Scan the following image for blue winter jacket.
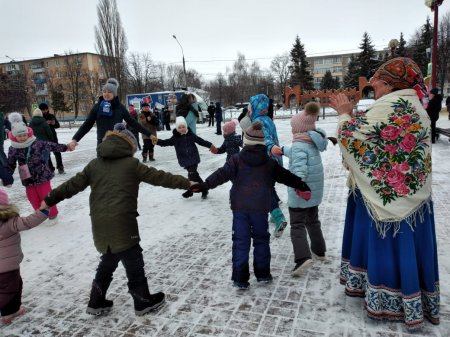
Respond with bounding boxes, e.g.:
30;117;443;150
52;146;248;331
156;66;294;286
283;128;328;208
204;145;308;213
156;128;212;168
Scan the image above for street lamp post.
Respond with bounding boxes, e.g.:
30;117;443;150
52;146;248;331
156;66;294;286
172;35;187;89
425;0;444;89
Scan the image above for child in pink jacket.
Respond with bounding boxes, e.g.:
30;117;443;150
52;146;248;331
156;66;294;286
0;189;48;324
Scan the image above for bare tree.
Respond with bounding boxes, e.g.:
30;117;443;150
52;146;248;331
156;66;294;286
94;0;128;98
62;52;85;117
83;70;103;105
127;52;155;93
270;53;290;102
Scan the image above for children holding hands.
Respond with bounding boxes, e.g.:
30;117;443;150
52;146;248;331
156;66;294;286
151;116;217;199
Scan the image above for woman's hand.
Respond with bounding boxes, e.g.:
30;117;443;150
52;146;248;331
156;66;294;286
329;93;353;116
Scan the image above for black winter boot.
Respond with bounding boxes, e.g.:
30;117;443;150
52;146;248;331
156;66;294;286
86;280;114;315
149;153;155;161
142;154;147;163
129;281;165;316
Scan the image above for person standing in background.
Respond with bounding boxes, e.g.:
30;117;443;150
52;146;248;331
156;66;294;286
127;104;142;150
39;103;65;174
207;102;215;127
215;102;223;135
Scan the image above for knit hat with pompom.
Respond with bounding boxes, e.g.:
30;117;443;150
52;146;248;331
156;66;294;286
244;122;266;146
291;102;319;133
8;112;34;140
102;78;119;96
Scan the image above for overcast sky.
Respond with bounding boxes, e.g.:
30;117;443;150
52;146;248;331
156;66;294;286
2;0;450;81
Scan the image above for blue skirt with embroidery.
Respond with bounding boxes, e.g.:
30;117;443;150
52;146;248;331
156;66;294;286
340;189;440;328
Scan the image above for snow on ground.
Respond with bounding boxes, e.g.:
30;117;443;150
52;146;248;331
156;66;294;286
1;114;450;337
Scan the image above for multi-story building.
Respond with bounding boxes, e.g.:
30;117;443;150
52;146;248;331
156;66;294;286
306;50;386;89
0;52;106;117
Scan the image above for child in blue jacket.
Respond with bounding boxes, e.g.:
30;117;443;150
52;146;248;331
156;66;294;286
191;122;310;289
282;102;328;277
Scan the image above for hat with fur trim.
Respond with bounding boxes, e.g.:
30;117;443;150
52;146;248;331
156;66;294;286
291;102;319;133
244;122;266;146
104;123;137;153
102;78;119;96
222;119;239;136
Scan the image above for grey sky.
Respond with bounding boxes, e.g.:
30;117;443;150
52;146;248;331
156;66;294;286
2;0;450;81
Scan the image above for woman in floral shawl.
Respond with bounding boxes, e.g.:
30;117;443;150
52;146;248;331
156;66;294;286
330;57;439;329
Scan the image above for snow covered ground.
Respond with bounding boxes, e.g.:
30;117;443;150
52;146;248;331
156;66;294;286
1;114;450;337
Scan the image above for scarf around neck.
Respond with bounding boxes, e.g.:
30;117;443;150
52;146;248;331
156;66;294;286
337;89;432;237
10;136;36;149
292;132;313;144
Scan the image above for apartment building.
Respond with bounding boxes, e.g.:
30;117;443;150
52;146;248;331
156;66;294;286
0;52;105;116
306;50;386;89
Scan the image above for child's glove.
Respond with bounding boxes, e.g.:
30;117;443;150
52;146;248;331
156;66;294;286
295;181;311;200
295;189;311;201
151;135;158;145
190;182;209;193
210;146;218;154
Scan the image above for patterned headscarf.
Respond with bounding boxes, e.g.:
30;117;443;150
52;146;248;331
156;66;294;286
371;57;428;101
250;94;269;117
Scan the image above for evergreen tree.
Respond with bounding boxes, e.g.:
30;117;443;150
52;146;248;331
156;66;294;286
344;54;359;88
357;32;379;79
289;35;314;90
409;18;433;76
396;32;407;57
320;70;340;90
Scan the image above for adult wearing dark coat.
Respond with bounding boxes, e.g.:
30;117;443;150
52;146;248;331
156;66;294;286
426;88;443;144
446;96;450;120
29;109;54;142
207;102;215;127
68;78;151;149
215;102;223;135
39;102;64;174
162;106;171;131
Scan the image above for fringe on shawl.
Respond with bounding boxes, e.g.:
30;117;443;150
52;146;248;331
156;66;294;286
348;188;432;239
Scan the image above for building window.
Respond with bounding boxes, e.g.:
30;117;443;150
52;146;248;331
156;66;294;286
332;57;341;63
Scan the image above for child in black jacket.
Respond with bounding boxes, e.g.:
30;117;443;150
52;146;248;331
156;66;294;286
191;122;310;289
215;119;242;161
152;116;217;199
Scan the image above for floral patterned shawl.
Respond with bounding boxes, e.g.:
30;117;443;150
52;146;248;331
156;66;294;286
337;89;432;237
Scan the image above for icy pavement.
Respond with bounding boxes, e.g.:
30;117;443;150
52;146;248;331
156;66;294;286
2;114;450;337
